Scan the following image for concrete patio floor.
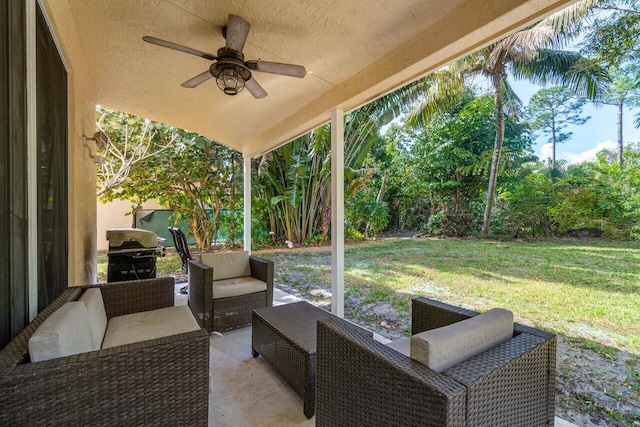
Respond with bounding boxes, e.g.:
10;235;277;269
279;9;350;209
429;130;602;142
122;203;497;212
174;284;577;427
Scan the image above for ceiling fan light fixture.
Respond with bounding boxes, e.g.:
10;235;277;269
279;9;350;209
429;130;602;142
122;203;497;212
143;14;306;99
216;67;245;95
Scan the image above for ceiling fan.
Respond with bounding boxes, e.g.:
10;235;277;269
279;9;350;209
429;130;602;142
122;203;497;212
142;14;306;99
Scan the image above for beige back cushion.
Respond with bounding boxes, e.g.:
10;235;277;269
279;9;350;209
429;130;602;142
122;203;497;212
199;251;251;280
410;308;513;372
79;288;108;349
28;301;94;362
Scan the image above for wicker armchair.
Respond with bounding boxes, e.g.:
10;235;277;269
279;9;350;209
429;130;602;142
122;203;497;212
0;278;210;426
316;297;556;427
188;252;274;332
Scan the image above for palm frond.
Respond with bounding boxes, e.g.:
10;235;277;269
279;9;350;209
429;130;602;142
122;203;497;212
453;50;489;75
538;0;601;41
257;151;273;177
490;26;555;67
406;70;469;128
502;80;523;119
566;57;611;99
512;49;609;99
373;78;433;126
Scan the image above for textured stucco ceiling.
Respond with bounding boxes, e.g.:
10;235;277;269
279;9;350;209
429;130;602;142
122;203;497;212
43;0;574;157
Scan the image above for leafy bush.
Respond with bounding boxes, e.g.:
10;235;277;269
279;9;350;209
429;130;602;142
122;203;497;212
422;211;444;235
305;234;328;245
345;227;365;240
346;193;390;237
441;213;472;237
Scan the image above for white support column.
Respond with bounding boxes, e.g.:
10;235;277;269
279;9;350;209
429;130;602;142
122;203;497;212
331;108;344;318
243;156;252;253
26;0;38;321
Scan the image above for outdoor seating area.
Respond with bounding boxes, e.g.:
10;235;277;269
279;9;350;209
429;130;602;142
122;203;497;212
211;286;571;427
0;275;573;426
0;278;210;426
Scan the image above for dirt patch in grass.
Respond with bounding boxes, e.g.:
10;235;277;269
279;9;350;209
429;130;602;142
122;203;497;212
556;339;640;426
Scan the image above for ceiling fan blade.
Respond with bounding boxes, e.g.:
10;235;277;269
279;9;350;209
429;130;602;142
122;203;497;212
245;77;267;99
143;36;217;60
225;15;251;52
246;60;306;78
181;70;214;88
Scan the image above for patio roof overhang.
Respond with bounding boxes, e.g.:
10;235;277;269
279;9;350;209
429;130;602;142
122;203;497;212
42;0;575;159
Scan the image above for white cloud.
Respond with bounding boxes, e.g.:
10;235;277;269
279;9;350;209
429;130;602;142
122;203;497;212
564;140;615;164
539;140;616;165
540;142;553;161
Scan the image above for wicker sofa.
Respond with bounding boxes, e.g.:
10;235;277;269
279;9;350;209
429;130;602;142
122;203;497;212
0;278;210;426
316;297;556;427
188;251;274;332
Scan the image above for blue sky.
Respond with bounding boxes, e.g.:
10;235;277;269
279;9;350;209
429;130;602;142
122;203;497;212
511;79;640;164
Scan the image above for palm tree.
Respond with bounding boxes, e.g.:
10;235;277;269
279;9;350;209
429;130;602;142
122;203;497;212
407;0;607;236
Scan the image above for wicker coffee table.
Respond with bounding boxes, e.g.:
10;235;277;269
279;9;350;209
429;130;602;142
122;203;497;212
252;301;370;418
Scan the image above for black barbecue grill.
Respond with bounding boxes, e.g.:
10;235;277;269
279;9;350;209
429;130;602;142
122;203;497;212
106;228;165;282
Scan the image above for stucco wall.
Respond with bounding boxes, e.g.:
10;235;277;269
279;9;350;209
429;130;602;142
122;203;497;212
41;1;97;286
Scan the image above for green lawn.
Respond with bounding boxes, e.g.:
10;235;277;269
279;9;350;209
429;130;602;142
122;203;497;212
97;238;640;352
258;238;640;353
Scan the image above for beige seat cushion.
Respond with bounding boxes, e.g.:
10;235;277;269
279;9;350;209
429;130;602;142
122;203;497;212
28;301;94;362
102;305;200;349
199;251;251;280
410;308;513;372
79;288;107;349
212;276;267;299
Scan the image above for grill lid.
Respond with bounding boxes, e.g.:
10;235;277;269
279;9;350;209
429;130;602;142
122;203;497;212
106;228;159;249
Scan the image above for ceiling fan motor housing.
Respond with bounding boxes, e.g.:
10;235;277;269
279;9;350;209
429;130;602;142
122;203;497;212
209;48;250;95
210;48;251;80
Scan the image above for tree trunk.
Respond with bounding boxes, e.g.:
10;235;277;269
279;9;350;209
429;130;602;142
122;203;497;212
617;96;624;165
540;215;554;238
321;188;331;237
428;193;436;217
481;74;505;237
551;123;556;172
189;216;204;250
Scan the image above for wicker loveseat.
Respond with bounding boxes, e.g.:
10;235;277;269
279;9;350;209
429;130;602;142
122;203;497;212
188;251;274;332
316;297;556;427
0;278;210;426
